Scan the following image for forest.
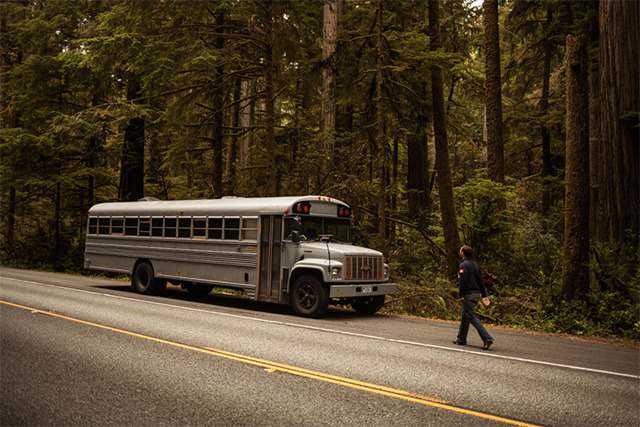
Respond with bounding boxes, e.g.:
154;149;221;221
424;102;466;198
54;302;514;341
1;0;638;340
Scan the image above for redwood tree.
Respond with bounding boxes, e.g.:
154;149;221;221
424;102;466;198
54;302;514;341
562;34;590;300
593;0;640;246
483;0;504;183
430;0;460;279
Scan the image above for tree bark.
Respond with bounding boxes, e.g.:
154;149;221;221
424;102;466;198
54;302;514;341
375;0;387;251
562;34;590;300
483;0;504;183
264;0;277;196
541;5;553;216
119;73;145;201
211;9;225;198
595;0;640;245
225;77;241;194
430;0;460;279
238;78;255;189
320;0;341;155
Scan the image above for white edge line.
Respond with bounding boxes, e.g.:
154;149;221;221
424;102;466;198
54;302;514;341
2;276;639;381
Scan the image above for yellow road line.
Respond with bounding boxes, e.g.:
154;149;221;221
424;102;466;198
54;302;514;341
1;300;539;427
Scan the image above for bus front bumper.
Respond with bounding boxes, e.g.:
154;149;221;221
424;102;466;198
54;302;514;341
329;283;397;298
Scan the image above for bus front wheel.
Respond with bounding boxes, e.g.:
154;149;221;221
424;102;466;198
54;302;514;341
132;261;166;295
291;274;329;318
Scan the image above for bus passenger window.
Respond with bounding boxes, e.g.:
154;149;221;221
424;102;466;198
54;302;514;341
208;218;222;239
178;218;191;238
111;218;124;235
165;218;177;238
193;218;206;238
151;218;163;237
125;218;138;236
88;217;98;235
139;218;151;236
224;218;240;240
242;217;258;241
98;218;110;235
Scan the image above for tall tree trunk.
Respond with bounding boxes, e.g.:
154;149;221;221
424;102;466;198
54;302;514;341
211;10;225;198
430;0;460;279
119;74;145;201
320;0;341;155
264;0;277;196
483;0;504;183
595;0;640;245
375;0;387;252
407;111;432;229
541;5;553;216
226;77;241;194
588;2;600;240
562;34;590;300
238;78;255;189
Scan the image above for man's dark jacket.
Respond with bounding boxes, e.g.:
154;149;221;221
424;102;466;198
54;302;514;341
458;258;487;298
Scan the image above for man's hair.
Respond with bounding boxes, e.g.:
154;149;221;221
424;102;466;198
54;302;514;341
460;245;473;258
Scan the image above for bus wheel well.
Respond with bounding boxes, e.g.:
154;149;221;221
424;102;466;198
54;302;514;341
133;258;153;274
288;268;324;290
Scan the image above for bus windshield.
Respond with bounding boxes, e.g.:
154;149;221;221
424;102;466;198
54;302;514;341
285;217;352;243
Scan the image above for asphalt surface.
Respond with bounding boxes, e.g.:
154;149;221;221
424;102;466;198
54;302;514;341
1;267;638;426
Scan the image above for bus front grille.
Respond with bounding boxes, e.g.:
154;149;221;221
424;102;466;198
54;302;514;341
344;256;383;280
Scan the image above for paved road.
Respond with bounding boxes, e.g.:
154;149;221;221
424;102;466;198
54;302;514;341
1;267;638;426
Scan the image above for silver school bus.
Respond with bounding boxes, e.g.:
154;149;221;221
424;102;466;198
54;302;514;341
84;196;397;317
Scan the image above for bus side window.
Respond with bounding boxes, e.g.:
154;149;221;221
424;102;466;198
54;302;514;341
242;217;258;241
139;218;151;236
125;218;138;236
224;218;240;240
88;217;98;235
208;218;222;239
178;218;191;238
98;218;110;235
112;218;124;235
193;218;207;239
152;218;163;237
165;218;177;238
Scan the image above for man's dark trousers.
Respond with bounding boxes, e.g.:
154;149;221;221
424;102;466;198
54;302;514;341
456;292;493;344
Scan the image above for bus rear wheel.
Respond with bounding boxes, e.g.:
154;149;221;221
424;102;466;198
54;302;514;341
351;295;386;315
132;261;166;295
291;274;329;318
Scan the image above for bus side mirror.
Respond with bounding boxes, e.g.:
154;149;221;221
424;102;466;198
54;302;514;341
291;231;301;243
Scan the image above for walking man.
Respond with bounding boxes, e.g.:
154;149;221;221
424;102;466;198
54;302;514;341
453;245;494;349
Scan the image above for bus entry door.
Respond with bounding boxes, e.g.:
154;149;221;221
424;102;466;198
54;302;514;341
259;215;282;301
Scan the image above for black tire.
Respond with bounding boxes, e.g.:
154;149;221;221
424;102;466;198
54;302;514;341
291;274;329;318
131;261;166;295
351;295;386;315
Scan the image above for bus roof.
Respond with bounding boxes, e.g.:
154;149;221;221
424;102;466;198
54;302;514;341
88;196;349;217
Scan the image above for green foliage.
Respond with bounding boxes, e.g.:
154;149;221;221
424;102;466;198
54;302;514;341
454;178;514;258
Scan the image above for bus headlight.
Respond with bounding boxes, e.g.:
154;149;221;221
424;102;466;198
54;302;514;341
331;267;341;278
384;265;390;280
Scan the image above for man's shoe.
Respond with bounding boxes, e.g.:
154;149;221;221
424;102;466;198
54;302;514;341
482;340;493;350
453;340;466;345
